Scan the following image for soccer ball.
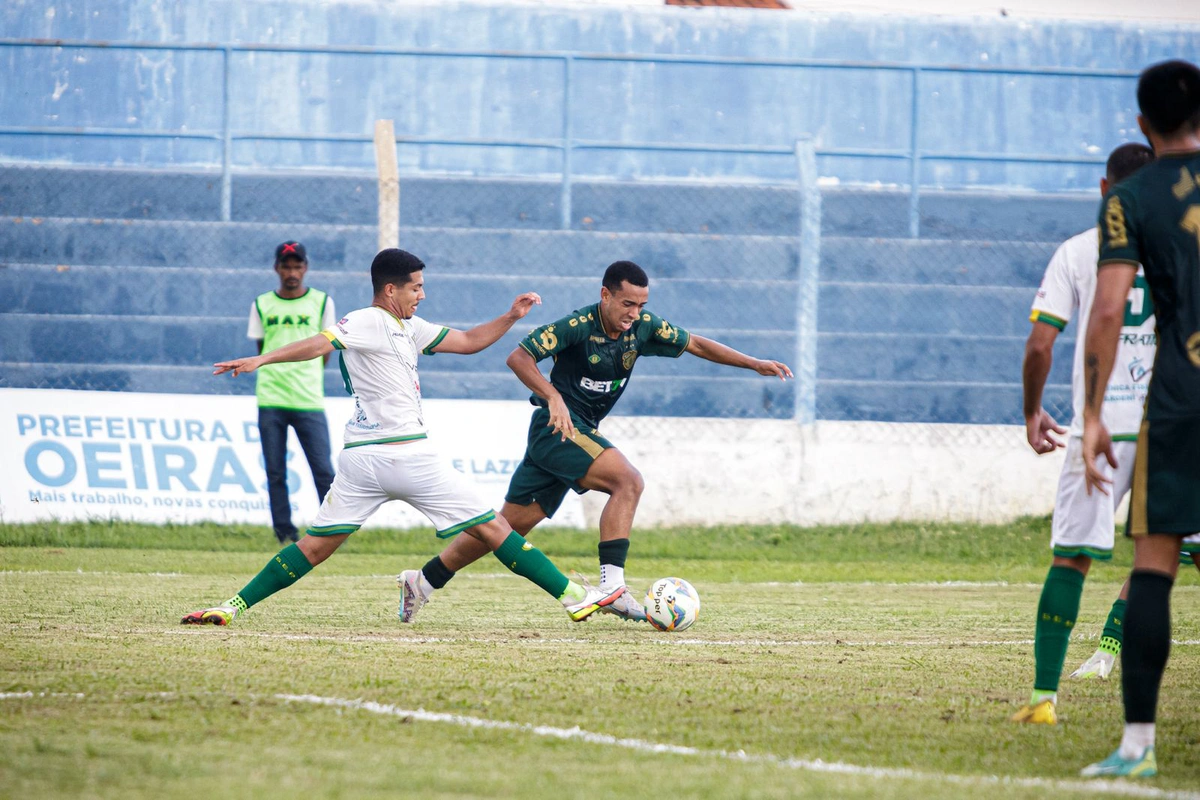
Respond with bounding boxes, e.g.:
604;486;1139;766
644;577;700;632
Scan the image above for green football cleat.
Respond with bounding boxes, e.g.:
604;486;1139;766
1081;746;1157;778
180;605;239;626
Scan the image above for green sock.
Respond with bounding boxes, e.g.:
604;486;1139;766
1032;565;1086;695
493;532;570;601
228;543;314;610
1100;598;1127;654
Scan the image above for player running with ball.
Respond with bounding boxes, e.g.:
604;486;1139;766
181;249;625;626
397;260;792;623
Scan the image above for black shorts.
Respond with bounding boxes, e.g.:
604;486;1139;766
1128;417;1200;536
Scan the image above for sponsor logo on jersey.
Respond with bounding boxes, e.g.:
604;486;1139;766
580;376;626;393
1128;356;1151;383
1187;332;1200;368
1119;333;1157;346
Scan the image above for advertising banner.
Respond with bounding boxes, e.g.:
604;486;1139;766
0;389;585;529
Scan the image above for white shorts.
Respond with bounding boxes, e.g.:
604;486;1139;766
1052;437;1200;559
1050;437;1135;559
307;440;495;538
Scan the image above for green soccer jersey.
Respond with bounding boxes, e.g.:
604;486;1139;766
517;303;690;428
252;288;331;411
1098;151;1200;420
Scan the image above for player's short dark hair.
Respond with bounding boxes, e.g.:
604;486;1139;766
371;248;425;294
602;260;649;293
1105;142;1155;185
1136;60;1200;136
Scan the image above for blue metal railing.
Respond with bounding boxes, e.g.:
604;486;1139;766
0;38;1137;236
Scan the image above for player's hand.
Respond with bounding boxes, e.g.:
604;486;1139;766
753;359;793;380
508;292;542;321
1082;420;1117;496
213;356;263;377
546;393;576;442
1025;408;1066;454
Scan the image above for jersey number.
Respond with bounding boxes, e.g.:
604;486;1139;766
1124;275;1153;327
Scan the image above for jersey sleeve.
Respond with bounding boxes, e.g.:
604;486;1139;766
408;315;450;356
1098;186;1141;268
322;308;382;352
639;311;691;358
247;300;264;340
320;296;337;330
1029;242;1077;331
518;312;592;362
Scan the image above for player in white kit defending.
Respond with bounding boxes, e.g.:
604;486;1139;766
1015;144;1200;725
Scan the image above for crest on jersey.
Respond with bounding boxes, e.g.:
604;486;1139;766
622;350;638;370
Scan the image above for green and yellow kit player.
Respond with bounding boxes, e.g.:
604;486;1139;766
398;260;793;622
1079;59;1200;780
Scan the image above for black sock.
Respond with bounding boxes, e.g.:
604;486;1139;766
1121;569;1174;724
598;539;630;569
421;555;456;590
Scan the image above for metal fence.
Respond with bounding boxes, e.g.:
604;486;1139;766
0;37;1105;427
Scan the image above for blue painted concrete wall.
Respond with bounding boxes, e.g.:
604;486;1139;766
0;168;1080;423
4;0;1171;422
3;1;1198;189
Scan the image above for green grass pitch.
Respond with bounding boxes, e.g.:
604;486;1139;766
1;518;1198;798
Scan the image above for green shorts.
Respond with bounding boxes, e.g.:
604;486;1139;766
1129;418;1200;537
504;407;613;518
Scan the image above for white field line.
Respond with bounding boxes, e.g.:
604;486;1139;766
163;629;1200;647
280;693;1200;800
1;689;1195;798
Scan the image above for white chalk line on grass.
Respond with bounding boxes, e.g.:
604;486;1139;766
1;690;1195;798
280;693;1199;800
162;629;1200;647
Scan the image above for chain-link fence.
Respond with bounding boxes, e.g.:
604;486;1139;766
1;156;1085;430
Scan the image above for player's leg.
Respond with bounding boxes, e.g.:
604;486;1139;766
577;447;644;588
463;514;624;621
258;407;298;543
1014;437;1112;724
1071;577;1128;679
292;409;336;505
181;448;381;625
1070;439;1138;680
1083;419;1195;778
398;456;562;621
1082;533;1179;778
390;442;622;622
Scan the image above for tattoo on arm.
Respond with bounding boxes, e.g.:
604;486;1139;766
1085;352;1100;408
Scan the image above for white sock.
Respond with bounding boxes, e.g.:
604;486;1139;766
417;572;436;599
1118;723;1155;759
599;564;625;591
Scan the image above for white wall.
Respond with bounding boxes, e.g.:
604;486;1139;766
600;415;1064;526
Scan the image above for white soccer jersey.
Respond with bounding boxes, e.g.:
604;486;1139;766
321;306;450;447
1030;227;1156;440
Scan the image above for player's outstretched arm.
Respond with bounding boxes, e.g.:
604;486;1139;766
684;334;792;380
432;292;542;355
1081;263;1137;495
214;333;334;377
1022;322;1066;454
